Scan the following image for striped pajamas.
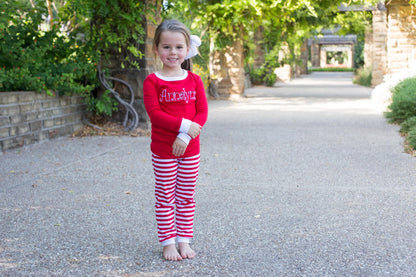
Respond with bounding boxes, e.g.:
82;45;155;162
152;153;200;246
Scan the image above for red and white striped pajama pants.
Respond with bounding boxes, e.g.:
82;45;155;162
152;153;200;246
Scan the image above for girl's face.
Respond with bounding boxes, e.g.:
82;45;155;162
155;31;189;71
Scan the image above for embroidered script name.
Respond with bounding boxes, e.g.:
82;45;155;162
159;88;196;103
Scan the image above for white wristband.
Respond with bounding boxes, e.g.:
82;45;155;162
177;132;191;145
179;118;192;134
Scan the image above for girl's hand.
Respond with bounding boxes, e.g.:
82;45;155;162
188;122;201;139
172;137;187;157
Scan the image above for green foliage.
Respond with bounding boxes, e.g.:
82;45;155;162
85;90;119;116
251;67;273;86
353;66;372;87
0;1;96;97
74;0;151;68
0;0;149;117
400;116;416;134
385;77;416;124
250;47;280;86
407;126;416;150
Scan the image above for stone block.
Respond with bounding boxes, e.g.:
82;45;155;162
0;93;18;105
35;92;50;101
48;128;60;139
0;116;10;127
17;124;30;135
71;96;84;105
42;99;60;109
43;119;55;128
9;126;17;136
37;130;50;141
38;110;53;119
30;121;42;132
18;91;37;103
2;137;25;150
0;105;20;116
20;102;41;113
54;116;66;126
71;122;84;132
52;107;65;116
10;114;25;125
0;127;9;139
22;134;36;146
59;125;73;136
59;97;71;106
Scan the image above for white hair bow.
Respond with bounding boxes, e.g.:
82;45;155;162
186;35;201;60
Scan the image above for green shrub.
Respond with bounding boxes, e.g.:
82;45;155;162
0;1;122;117
385;77;416;124
353;66;372;87
400;116;416;134
407;126;416;150
263;72;277;87
249;46;281;87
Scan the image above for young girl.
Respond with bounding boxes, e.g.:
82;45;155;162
143;19;208;261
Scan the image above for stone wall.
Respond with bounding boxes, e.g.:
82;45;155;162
209;35;245;97
371;7;388;86
370;0;416;86
386;0;416;75
0;92;85;152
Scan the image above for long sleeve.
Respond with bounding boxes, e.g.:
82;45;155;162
143;76;182;133
143;72;208;158
191;74;209;128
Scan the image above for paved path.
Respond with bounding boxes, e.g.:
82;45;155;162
1;72;416;276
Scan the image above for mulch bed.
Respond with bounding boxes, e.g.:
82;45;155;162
71;115;150;138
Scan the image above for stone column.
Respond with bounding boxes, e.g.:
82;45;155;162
253;26;265;70
371;8;387;86
209;29;245;98
299;38;308;74
386;0;416;75
364;30;373;68
320;49;327;67
310;39;320;67
347;45;354;68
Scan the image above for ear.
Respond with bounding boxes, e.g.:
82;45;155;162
153;44;159;56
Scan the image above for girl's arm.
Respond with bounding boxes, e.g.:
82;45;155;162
191;75;209;128
143;76;182;133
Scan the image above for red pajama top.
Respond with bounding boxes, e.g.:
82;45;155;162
143;71;208;158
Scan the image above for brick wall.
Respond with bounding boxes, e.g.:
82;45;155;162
0;91;86;152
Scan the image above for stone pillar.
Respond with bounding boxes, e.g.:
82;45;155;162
347;45;354;68
299;38;308;74
209;30;245;98
364;30;373;68
311;39;320;67
320;50;327;67
371;8;388;86
386;0;416;75
253;26;265;70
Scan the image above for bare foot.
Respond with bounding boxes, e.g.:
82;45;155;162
178;242;196;259
163;244;182;261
